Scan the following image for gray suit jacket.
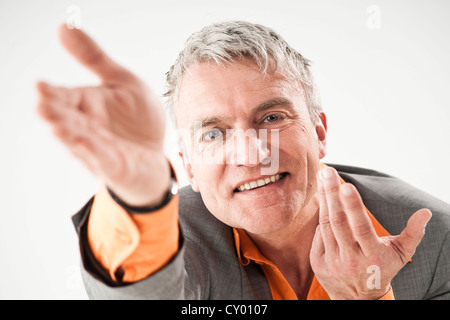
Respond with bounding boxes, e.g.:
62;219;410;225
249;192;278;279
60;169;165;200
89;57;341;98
72;164;450;300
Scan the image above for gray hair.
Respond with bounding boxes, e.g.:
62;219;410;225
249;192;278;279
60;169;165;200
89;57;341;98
164;20;322;127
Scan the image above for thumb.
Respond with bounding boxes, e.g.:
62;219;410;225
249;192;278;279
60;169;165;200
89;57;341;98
396;208;432;262
57;24;136;82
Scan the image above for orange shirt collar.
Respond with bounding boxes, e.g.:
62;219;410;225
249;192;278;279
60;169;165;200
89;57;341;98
232;165;391;300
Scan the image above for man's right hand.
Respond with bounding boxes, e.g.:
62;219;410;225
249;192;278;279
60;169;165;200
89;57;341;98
37;25;170;207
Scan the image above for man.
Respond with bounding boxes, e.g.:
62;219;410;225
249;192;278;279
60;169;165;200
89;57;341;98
37;21;449;299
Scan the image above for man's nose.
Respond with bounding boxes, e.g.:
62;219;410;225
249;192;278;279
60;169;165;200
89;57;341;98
227;128;270;167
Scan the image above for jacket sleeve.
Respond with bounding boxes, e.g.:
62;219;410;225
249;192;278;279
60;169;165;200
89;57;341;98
424;230;450;300
71;186;203;299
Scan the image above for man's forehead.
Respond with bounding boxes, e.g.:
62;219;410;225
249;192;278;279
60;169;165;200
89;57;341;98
175;59;304;126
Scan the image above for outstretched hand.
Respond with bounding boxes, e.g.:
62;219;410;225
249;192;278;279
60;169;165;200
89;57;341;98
310;166;432;300
37;25;170;207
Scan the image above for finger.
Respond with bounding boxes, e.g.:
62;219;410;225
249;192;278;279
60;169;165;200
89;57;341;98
310;226;325;271
36;89;95;145
36;82;61;117
37;81;82;112
37;81;82;104
321;167;355;250
311;225;325;256
57;24;136;82
38;97;88;134
36;81;57;98
395;209;432;262
37;95;74;123
317;171;338;253
38;81;112;124
51;112;88;145
37;98;61;122
339;183;378;255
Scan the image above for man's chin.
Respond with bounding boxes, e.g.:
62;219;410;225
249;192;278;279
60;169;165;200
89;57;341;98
232;205;298;235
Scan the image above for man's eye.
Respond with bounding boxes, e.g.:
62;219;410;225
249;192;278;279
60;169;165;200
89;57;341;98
202;128;223;142
264;114;281;123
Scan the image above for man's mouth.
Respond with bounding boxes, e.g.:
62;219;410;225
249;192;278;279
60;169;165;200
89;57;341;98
234;172;288;192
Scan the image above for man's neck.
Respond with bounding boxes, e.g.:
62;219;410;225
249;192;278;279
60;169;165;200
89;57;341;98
247;196;319;299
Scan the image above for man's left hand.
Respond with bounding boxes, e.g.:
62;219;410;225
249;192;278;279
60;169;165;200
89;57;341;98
310;167;432;300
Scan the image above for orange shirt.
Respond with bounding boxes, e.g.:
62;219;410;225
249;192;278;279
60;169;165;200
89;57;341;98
233;211;394;300
87;167;394;299
87;184;179;282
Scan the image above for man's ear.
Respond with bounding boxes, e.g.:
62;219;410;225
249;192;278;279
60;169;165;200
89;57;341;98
316;112;327;159
179;152;200;192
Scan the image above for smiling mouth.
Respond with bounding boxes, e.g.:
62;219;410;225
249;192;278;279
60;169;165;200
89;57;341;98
234;173;288;192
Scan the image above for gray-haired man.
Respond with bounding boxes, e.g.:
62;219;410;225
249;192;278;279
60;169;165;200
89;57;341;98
37;21;449;300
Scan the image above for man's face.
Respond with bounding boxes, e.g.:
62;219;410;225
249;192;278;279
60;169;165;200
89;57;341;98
176;59;327;235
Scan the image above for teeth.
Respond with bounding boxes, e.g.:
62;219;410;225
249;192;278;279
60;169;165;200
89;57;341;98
236;173;285;192
257;179;265;187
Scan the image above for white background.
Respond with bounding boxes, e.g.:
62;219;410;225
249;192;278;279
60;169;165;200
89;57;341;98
0;0;449;299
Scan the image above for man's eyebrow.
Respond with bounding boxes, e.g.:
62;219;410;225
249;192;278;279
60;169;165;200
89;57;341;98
199;116;223;129
253;97;293;113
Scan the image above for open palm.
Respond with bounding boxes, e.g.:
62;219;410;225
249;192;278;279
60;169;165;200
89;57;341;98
37;25;170;207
